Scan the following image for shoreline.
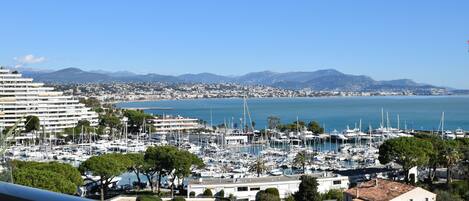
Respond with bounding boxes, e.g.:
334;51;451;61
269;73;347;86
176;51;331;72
111;94;469;106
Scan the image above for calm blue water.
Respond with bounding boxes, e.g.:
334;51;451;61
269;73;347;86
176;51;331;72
117;96;469;131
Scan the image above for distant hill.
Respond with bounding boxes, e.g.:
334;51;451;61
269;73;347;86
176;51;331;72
33;67;112;83
21;67;446;91
178;73;232;83
90;70;137;77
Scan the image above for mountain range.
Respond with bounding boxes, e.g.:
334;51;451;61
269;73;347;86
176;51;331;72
18;67;443;91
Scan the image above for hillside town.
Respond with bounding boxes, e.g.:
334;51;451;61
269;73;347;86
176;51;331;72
51;82;447;103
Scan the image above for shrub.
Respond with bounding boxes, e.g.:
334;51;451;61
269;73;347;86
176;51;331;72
136;195;162;201
228;193;236;201
322;189;344;201
264;188;279;197
448;180;469;198
435;190;463;201
171;197;186;201
203;188;213;197
216;189;225;197
256;188;280;201
284;194;295;201
189;191;196;197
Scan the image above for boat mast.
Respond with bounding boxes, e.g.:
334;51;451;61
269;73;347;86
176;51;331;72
386;112;390;130
244;96;254;132
243;96;247;132
210;108;213;129
397;114;400;131
441;112;445;137
381;108;384;128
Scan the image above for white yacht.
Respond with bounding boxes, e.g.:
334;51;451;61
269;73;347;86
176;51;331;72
330;129;347;140
444;130;456;140
455;128;465;138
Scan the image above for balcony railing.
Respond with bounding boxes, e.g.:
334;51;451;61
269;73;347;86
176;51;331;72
0;181;91;201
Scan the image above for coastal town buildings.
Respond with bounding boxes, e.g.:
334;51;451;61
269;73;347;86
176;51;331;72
51;82;428;103
0;68;98;131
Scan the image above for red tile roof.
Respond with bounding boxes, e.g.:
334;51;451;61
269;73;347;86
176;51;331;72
344;179;416;201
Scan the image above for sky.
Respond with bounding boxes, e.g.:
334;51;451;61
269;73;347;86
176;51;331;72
0;1;468;88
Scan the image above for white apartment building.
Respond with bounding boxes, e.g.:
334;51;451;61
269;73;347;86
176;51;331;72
0;68;98;132
187;173;350;201
150;115;201;133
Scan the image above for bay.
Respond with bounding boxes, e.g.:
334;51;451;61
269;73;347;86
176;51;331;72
116;96;469;131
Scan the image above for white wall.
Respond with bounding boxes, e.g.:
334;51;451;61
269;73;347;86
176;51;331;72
391;187;436;201
188;176;349;201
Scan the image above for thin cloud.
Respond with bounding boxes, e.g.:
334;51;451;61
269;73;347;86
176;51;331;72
14;54;46;67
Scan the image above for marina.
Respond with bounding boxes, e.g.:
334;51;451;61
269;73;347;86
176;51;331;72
2;86;468;199
4;95;469;172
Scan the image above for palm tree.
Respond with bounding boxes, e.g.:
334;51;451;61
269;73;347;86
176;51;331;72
294;151;311;173
441;142;461;184
249;157;267;177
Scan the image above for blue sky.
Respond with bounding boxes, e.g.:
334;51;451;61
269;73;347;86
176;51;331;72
0;1;468;88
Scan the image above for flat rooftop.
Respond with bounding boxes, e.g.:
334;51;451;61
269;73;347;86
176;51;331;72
189;173;344;185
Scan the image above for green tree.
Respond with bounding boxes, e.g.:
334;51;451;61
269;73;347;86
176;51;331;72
228;194;236;201
144;145;203;196
435;190;463;201
421;136;445;183
24;115;40;133
145;145;173;193
307;121;324;134
203;188;213;197
293;150;311;173
12;161;82;194
65;119;94;141
294;175;321;201
100;113;121;138
79;153;132;201
378;137;433;183
284;194;295;201
79;97;101;111
456;138;469;184
249;157;268;177
264;188;279;197
277;120;306;132
124;110;152;133
126;153;145;189
441;140;461;184
141;161;158;192
169;149;204;198
216;189;225;198
322;189;344;201
256;188;280;201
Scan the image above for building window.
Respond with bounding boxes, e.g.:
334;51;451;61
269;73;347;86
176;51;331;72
237;187;248;191
250;187;260;191
333;180;341;185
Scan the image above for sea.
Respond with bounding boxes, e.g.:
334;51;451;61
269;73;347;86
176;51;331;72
116;96;469;131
